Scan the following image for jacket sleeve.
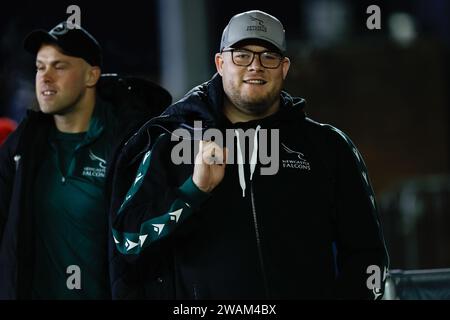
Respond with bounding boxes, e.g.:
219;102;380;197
330;126;389;300
111;132;210;259
0;132;18;243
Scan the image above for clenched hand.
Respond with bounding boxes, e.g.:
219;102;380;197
193;140;228;193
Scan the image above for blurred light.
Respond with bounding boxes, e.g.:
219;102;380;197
303;0;351;48
388;13;417;47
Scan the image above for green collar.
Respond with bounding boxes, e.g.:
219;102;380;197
45;97;111;148
83;97;108;144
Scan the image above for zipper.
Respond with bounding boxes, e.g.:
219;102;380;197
13;155;21;171
250;181;270;298
193;284;199;300
50;141;68;184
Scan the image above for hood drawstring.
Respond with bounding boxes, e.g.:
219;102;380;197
250;125;260;181
235;125;261;198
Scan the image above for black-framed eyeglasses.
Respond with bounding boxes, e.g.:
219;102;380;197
221;48;284;69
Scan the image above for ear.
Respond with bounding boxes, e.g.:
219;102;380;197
281;57;291;80
215;53;224;76
85;66;101;88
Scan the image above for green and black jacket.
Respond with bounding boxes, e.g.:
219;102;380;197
0;75;171;299
110;74;389;299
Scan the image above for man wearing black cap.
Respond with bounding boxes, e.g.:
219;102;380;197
0;22;171;299
110;10;389;299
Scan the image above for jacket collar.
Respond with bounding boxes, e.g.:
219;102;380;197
161;73;306;130
27;97;109;146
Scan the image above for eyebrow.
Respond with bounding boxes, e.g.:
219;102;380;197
237;47;279;54
35;59;71;66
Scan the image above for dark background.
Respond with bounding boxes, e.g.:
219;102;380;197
1;0;450;271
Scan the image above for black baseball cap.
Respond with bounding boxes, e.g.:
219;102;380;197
24;21;102;67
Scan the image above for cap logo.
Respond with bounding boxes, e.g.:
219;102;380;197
50;23;70;36
247;15;267;32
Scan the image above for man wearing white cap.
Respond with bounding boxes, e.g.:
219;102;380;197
111;10;389;299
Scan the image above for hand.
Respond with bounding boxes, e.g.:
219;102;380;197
193;140;228;193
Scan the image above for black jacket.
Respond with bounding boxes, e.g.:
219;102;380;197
110;73;389;299
0;74;171;299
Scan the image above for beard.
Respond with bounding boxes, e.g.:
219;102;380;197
225;83;282;116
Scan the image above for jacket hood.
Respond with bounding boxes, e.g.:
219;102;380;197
97;74;172;118
158;72;306;131
119;73;307;169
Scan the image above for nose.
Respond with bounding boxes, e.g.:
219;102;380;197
37;67;54;83
248;53;264;71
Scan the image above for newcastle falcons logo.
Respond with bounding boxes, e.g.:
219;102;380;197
247;15;267;32
281;143;307;161
50;21;80;35
281;143;311;171
250;15;265;26
50;22;70;35
89;150;106;169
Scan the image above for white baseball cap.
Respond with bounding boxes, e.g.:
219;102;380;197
220;10;286;53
